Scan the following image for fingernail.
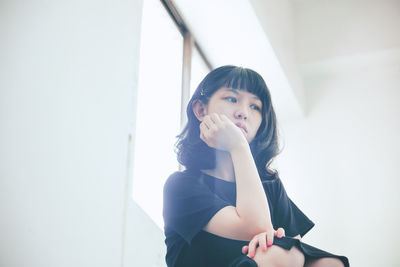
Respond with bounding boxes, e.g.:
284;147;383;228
277;234;282;238
261;246;267;251
242;247;247;254
267;240;273;246
248;253;254;258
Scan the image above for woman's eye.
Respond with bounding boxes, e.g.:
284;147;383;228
225;97;237;103
251;104;261;111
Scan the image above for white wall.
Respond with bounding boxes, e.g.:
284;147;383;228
0;0;166;266
277;27;400;267
125;201;166;267
276;43;400;267
276;2;400;266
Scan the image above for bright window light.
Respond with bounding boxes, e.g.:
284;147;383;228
133;0;183;229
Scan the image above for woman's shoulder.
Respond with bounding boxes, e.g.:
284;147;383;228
261;174;285;193
163;169;207;202
167;169;201;180
260;172;281;185
164;169;201;189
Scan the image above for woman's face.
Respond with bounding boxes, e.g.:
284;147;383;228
204;87;263;143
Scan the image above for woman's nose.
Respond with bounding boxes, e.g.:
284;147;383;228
234;106;248;120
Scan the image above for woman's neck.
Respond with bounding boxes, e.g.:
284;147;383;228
202;150;235;182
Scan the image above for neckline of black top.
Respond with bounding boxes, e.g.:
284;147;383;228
199;170;237;185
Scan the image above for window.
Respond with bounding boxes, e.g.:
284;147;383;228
133;0;211;229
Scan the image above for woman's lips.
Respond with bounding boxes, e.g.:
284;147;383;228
235;122;248;133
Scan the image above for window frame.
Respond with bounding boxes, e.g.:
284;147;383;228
160;0;212;128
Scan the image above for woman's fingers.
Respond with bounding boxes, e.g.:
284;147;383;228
209;113;222;124
199;122;215;147
246;232;269;258
219;114;229;122
266;229;275;247
203;115;217;131
258;233;267;252
244;228;283;258
274;227;285;238
199;121;207;132
199;122;208;139
247;236;259;258
200;114;222;141
199;113;247;151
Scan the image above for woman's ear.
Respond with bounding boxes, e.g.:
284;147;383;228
192;99;207;121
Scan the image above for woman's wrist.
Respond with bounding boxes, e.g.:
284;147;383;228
229;140;250;155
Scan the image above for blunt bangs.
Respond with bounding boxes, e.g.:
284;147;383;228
222;67;268;102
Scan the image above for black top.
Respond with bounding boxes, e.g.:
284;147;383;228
163;168;315;267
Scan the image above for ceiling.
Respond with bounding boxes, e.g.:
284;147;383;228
172;0;400;120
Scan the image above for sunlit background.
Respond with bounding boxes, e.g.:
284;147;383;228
132;0;209;229
132;0;183;229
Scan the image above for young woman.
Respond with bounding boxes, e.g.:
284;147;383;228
163;65;349;267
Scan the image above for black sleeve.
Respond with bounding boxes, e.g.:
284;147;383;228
273;178;315;237
163;172;231;245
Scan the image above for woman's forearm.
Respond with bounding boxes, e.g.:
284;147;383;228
230;143;272;231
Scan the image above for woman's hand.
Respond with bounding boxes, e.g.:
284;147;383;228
200;113;247;152
241;228;286;258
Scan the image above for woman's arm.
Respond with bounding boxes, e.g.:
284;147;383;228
230;142;272;232
203;144;273;241
201;114;274;241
